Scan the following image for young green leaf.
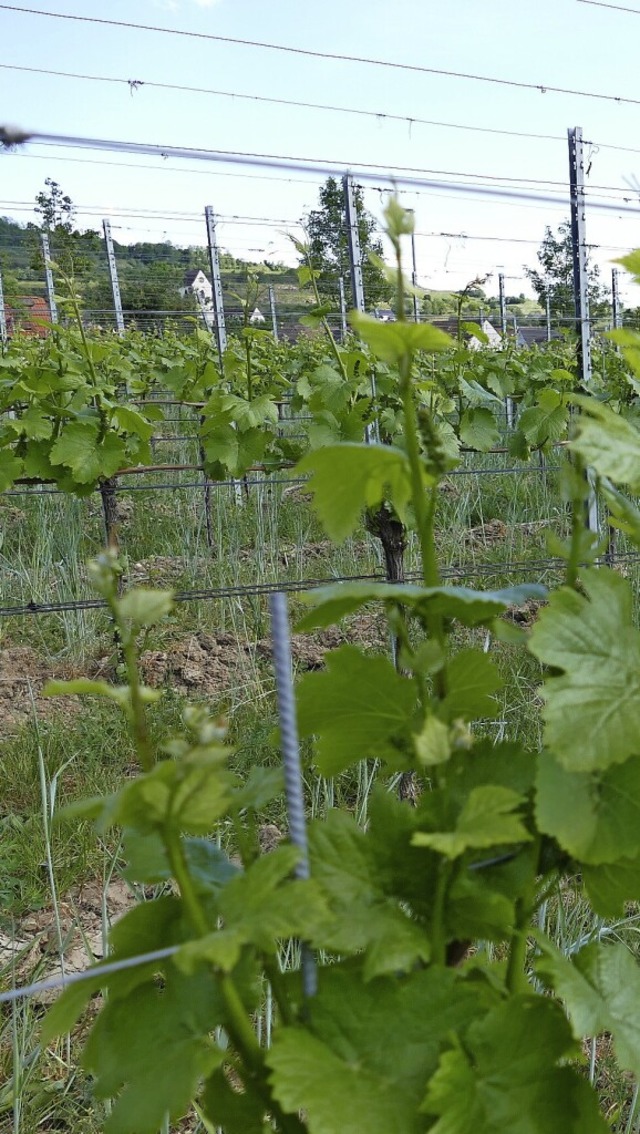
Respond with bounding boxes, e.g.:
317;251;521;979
296;645;418;774
296;444;415;542
529;568;640;772
459;408;500;452
422;997;606;1134
537;940;640;1081
117;589;175;628
267;964;486;1134
296;581;546;632
350;313;453;364
439;649;503;722
570;395;640;491
49;422;126;483
82;967;223;1134
307;810;431;977
535;751;640;864
412;786;531;860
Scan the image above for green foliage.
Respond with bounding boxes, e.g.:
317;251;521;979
34;220;640;1134
301;176;391;309
529;568;640;772
525;221;610;328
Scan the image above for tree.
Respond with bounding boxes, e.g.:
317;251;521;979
302;177;391;310
29;179;101;279
34;178;75;232
525;221;610;329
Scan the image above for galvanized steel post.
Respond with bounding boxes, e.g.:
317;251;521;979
102;219;125;334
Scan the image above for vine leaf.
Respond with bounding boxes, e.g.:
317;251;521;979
440;649;502;722
518;389;568;448
7;404;53;440
296;580;546;632
570;394;640;491
535;750;640;864
296;444;415;542
82;968;222;1134
412;785;531;860
267;964;485;1134
201;1066;267;1134
177;847;330;974
307;809;431;978
350;313;453;363
296;645;418;774
582;855;640;917
528;568;640;772
537;940;640;1081
422;997;607;1134
0;452;23;490
49;422;126;483
459;407;500;452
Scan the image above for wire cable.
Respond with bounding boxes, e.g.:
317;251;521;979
577;0;640;11
0;61;567;148
3;4;640;109
4;128;640;215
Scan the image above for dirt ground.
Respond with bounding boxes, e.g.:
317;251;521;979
0;609;385;736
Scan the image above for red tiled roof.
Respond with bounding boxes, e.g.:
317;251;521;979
5;296;51;337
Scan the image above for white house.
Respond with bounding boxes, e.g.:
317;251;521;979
182;269;214;328
432;317;502;350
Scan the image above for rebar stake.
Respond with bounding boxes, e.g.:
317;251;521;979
269;591;317;1001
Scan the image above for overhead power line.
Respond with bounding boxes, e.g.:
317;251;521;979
0;61;565;148
577;0;640;11
3;3;640;108
0;130;633;196
3;127;640;215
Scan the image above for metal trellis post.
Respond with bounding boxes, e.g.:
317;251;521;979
568;126;599;536
499;273;514;426
204;206;228;365
343;174;379;440
0;268;7;345
546;291;552;342
612;267;622;330
338;276;348;341
342;174;365;314
269;284;279;341
102;219;125;334
41;233;58;324
498;273;507;337
410;218;419;323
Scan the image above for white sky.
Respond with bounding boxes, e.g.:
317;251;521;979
1;0;640;305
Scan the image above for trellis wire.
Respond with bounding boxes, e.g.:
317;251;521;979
0;946;179;1004
6;550;640;619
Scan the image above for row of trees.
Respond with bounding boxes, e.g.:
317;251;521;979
0;176;620;331
302;177;615;327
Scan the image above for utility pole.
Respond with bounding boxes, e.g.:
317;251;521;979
0;268;7;345
102;219;125;334
498;273;507;337
338;277;348;341
568;126;598;536
611;267;622;330
342;174;365;314
269;284;278;342
41;233;58;324
204;206;227;364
